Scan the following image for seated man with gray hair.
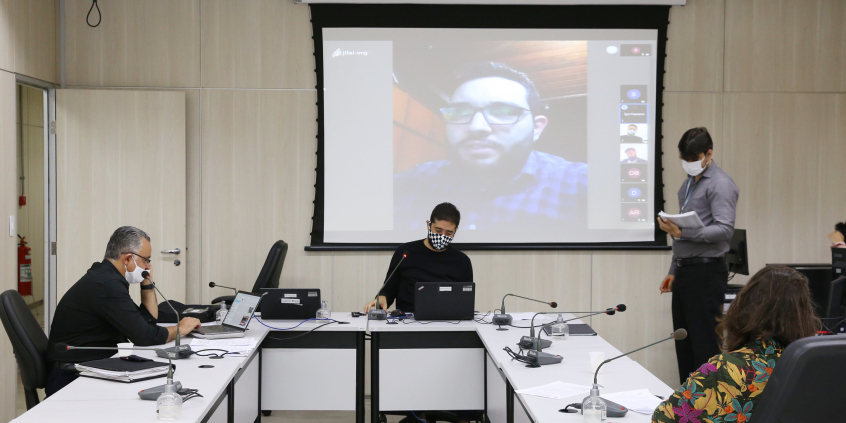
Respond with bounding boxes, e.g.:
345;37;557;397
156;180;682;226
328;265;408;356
45;226;201;396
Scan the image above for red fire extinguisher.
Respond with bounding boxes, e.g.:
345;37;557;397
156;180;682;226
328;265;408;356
18;235;32;296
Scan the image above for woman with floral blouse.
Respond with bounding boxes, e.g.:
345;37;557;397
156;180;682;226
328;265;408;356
652;266;820;423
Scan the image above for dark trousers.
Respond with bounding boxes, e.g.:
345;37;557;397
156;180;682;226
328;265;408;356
671;261;728;385
45;362;79;397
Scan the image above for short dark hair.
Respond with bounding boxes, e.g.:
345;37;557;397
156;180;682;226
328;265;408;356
836;221;846;238
451;62;544;114
717;266;819;351
430;202;461;228
678;127;713;161
625;148;636;153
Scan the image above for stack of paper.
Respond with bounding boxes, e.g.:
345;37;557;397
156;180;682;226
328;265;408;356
514;381;591;400
658;211;704;229
190;337;259;357
601;389;665;414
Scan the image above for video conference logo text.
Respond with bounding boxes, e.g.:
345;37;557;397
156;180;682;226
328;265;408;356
332;48;368;58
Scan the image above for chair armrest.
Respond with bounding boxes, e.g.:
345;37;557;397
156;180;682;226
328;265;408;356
211;295;235;305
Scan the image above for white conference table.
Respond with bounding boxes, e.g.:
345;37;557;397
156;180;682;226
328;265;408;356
12;324;270;423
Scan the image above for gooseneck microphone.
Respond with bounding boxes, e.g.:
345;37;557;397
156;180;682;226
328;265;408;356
518;305;627;351
143;271;192;359
208;281;238;296
493;294;559;330
368;251;409;321
593;328;687;385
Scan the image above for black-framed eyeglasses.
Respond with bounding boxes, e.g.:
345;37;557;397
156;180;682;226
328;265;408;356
439;105;530;125
122;252;152;266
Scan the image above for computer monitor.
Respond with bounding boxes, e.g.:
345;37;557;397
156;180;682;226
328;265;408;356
726;229;748;275
832;247;846;276
766;264;833;319
824;276;845;324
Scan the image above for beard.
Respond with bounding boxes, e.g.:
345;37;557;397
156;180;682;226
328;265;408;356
448;132;535;182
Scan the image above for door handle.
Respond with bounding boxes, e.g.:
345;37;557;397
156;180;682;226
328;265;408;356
161;248;181;255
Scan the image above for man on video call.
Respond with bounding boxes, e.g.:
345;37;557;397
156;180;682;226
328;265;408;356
621;124;644;143
364;202;473;314
657;127;739;384
393;62;587;231
621;147;647;163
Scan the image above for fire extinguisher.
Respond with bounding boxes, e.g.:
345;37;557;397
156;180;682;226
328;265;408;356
18;235;32;296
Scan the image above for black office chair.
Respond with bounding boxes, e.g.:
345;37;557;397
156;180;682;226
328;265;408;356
212;240;288;305
0;290;48;410
752;335;846;422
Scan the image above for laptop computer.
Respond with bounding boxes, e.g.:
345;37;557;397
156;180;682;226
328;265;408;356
192;291;264;339
258;288;321;320
413;282;475;321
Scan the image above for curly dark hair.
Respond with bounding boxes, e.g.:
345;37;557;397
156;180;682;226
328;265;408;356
717;266;820;351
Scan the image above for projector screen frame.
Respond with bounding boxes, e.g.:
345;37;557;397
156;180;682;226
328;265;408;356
307;3;672;251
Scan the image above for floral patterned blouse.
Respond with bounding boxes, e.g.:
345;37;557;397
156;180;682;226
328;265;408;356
652;338;784;423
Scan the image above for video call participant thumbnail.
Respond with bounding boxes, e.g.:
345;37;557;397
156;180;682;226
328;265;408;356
393;62;587;231
364;203;473;314
621;147;647;163
621;124;644;143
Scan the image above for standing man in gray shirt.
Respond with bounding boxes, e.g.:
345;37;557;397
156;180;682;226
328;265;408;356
657;127;739;384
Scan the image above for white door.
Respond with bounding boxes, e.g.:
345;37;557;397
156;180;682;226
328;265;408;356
55;89;186;305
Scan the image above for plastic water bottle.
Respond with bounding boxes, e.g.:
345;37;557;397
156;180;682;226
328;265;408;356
156;382;183;420
582;384;607;422
550;313;569;341
316;300;330;320
215;302;228;324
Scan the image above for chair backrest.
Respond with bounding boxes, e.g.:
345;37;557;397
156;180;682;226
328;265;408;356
753;335;846;422
0;290;49;390
250;240;288;292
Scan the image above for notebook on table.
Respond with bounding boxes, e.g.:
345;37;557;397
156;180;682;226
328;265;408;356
75;357;172;383
541;323;598;336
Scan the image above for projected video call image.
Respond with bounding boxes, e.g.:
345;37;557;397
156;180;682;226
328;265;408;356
621;203;648;222
621;163;649;183
620;144;648;163
620;123;648;143
621;183;648;202
391;40;589;231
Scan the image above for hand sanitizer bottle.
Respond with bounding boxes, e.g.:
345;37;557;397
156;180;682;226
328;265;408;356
156;381;183;420
582;384;607;422
316;300;330;320
215;301;228;324
550;313;569;341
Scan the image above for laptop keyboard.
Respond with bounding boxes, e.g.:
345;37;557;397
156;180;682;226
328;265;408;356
198;325;240;334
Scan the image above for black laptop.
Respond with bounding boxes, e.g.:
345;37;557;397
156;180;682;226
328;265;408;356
259;288;321;320
413;282;475;321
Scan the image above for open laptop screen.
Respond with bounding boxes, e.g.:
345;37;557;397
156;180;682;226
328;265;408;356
223;291;262;329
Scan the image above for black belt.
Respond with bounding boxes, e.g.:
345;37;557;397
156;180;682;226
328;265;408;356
676;257;725;268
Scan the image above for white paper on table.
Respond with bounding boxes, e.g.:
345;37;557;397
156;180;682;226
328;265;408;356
514;381;591;400
190;338;259;357
601;389;665;414
508;312;554;321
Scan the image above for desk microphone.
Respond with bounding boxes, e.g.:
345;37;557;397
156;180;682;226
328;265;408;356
144;271;192;359
592;328;687;384
368;251;408;321
208;281;238;296
518;305;626;351
493;294;558;330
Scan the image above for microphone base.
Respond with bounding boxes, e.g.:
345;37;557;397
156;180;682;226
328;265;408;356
526;350;563;366
492;314;512;327
156;344;193;360
518;336;552;351
367;309;387;321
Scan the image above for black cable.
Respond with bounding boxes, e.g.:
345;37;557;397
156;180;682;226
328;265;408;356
473;311;492;324
402;319;462;325
503;346;538;368
266;322;336;341
191;348;240;359
87;0;101;27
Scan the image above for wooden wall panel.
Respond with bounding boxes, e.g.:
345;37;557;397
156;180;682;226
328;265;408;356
0;69;20;423
722;93;846;283
64;0;200;87
184;89;201;303
201;0;314;89
661;93;723;215
725;0;846;93
665;0;724;92
591;251;679;388
201;89;331;305
13;0;58;84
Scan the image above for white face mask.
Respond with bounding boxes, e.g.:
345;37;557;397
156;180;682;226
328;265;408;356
124;258;145;284
627;129;637;136
682;157;708;176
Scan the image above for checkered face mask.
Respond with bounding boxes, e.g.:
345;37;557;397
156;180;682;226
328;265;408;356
427;229;453;251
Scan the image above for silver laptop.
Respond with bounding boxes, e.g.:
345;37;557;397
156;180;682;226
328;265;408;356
192;291;264;339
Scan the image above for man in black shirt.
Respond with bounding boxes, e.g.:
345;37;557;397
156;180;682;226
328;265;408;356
45;226;201;396
364;203;473;313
